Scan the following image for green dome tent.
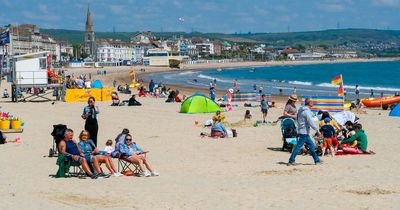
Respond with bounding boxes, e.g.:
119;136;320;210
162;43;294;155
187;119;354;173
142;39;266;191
180;93;221;113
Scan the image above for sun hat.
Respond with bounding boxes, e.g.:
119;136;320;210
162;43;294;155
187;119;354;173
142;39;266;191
288;94;298;101
228;89;234;93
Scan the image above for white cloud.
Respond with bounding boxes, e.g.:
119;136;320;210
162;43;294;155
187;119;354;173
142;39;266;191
173;0;184;8
371;0;400;7
317;2;346;12
39;4;48;13
21;11;61;21
110;5;128;15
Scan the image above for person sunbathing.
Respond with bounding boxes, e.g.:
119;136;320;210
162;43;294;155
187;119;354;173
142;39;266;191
58;129;105;179
211;120;227;138
111;92;120;106
340;124;369;154
78;130;122;177
115;134;159;177
127;94;142;106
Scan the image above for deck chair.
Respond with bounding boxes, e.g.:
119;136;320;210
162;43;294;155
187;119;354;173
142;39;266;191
113;152;141;176
118;158;141;175
113;143;142;176
67;160;86;178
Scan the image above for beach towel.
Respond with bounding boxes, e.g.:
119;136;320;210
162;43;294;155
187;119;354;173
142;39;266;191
55;154;71;178
335;150;375;156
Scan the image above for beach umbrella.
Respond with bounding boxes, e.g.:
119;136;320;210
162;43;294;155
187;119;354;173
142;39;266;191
180;93;221;114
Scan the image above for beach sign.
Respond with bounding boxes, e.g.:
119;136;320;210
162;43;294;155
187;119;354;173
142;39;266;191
301;96;344;112
65;89;102;102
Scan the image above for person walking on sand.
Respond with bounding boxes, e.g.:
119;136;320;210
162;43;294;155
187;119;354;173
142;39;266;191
288;97;321;166
355;85;360;99
82;97;100;146
260;94;269;123
233;79;238;93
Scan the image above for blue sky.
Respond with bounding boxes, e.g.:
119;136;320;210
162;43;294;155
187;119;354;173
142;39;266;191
0;0;399;33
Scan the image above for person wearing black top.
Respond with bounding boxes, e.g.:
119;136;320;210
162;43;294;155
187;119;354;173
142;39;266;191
82;97;100;146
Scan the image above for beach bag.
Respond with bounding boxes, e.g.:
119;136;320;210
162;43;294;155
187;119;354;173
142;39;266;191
226;129;233;138
0;131;5;144
232;129;237;137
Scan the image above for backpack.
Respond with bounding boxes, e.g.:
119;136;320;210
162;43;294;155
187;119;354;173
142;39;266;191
0;131;5;144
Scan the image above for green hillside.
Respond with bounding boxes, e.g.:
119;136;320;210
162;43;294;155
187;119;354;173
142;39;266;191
41;28;400;46
239;29;400;45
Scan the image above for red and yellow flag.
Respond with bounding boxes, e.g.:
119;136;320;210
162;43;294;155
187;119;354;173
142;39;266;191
337;83;344;96
331;74;342;85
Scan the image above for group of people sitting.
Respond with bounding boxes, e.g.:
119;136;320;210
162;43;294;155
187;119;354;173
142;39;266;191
65;74;92;89
316;111;369;155
57;128;158;179
111;92;142;106
277;94;370;156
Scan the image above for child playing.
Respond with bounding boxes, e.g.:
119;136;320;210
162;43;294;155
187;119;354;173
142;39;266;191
319;118;336;156
244;110;252;120
104;139;114;155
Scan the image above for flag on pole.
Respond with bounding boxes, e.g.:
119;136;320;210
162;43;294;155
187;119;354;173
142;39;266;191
331;74;342;85
338;83;344;96
331;74;344;96
0;30;10;46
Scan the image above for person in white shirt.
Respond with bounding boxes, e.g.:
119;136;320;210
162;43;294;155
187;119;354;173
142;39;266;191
104;139;114;155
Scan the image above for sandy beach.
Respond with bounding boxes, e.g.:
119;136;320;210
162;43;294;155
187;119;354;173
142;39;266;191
0;59;400;209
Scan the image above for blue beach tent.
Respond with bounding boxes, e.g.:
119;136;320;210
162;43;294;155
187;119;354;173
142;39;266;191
92;80;103;88
389;103;400;117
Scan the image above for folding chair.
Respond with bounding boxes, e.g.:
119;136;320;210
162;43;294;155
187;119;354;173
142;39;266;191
67;160;86;178
118;157;141;176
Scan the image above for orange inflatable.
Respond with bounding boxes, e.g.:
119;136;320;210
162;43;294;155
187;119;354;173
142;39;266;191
361;96;400;107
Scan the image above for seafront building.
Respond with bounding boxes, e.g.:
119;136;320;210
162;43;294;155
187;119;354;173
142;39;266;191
1;24;57;56
96;38;132;65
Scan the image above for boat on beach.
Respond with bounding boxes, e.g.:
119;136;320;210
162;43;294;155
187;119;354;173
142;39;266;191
361;96;400;107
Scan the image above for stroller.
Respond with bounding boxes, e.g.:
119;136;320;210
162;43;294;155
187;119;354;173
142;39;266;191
49;124;67;157
280;118;297;152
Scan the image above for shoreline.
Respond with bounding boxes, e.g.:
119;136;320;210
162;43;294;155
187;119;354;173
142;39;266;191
63;57;400;98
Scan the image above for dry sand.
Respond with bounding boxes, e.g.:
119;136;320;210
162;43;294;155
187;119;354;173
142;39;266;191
0;60;400;209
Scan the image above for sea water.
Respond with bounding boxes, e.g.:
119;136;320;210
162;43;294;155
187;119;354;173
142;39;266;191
143;61;400;99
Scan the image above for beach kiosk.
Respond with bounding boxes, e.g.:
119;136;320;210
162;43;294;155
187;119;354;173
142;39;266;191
11;51;61;102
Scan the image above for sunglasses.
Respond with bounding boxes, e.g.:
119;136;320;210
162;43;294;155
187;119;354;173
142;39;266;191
126;138;132;141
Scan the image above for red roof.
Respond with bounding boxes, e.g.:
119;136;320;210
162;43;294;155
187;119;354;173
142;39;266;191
283;48;299;54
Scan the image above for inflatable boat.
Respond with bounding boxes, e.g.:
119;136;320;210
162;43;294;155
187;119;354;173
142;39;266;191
361;96;400;107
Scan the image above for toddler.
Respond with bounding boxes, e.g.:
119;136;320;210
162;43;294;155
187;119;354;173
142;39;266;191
104;139;114;155
244;110;252;120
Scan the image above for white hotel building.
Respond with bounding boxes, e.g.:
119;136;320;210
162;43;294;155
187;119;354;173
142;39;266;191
96;39;132;65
